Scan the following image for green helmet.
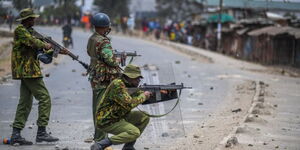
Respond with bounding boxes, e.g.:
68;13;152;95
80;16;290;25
16;8;39;21
123;64;143;79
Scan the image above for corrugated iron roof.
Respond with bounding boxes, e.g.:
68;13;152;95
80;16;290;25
238;18;274;25
237;28;250;35
196;0;300;12
248;26;300;38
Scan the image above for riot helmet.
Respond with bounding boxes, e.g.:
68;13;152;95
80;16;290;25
91;13;111;28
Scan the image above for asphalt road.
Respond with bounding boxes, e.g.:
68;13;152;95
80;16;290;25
0;26;237;150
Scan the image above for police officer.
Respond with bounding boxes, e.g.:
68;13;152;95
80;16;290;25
10;8;66;145
91;64;151;150
87;12;121;142
62;20;73;48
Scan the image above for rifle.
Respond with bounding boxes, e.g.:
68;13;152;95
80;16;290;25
113;50;141;66
128;83;192;105
32;30;89;70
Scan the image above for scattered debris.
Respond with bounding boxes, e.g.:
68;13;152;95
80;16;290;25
232;108;242;113
55;145;60;150
161;132;169;137
62;146;69;150
45;73;50;77
225;136;238;148
143;64;159;71
248;144;253;147
144;147;149;150
275;145;279;149
81;72;87;76
193;135;199;138
84;137;94;143
263;142;268;145
28;125;33;129
258;97;264;102
175;60;181;64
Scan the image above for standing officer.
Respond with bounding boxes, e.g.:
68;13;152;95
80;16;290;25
87;12;121;142
91;64;151;150
10;8;63;145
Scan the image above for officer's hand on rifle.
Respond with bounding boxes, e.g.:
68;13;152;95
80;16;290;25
59;48;70;55
44;43;52;50
160;90;168;94
115;57;121;63
144;91;151;99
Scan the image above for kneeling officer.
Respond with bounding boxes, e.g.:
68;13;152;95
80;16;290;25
91;64;151;150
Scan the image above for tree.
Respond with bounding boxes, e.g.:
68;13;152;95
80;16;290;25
156;0;203;21
41;0;80;22
93;0;130;19
13;0;32;10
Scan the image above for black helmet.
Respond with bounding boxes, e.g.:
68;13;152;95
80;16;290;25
91;13;111;27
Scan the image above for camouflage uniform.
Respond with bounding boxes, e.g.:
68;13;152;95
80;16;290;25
11;24;51;129
87;32;121;141
95;78;149;144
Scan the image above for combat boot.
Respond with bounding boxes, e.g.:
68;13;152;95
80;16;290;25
90;138;112;150
36;126;59;143
122;140;136;150
10;127;33;145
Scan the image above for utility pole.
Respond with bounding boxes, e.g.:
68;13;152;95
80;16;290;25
217;0;223;52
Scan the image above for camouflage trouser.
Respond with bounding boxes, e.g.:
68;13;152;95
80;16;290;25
100;111;150;144
12;78;51;129
92;88;106;141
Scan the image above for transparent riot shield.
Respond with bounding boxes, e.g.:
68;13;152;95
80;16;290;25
136;63;185;146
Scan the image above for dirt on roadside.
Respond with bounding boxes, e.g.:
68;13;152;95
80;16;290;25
0;38;12;78
168;80;256;150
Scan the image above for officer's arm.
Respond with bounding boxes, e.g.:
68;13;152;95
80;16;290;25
111;80;146;109
15;27;47;50
96;40;119;67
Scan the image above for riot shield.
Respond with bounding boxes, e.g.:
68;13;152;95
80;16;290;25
136;63;185;146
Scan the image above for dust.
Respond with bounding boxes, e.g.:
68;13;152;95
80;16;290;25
168;80;256;150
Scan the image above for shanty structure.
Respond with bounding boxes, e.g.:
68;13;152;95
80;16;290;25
247;26;300;66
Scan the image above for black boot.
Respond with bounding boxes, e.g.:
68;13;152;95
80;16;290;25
122;140;136;150
90;138;112;150
10;127;33;145
36;126;59;142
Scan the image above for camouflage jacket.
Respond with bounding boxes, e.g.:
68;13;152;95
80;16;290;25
96;78;146;127
11;24;47;79
87;32;121;90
